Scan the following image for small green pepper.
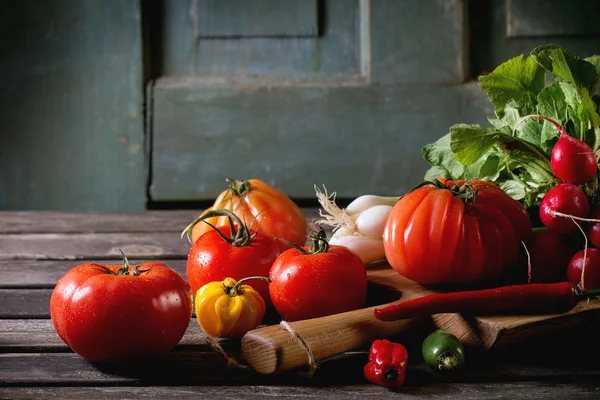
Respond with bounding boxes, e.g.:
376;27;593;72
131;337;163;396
422;330;465;371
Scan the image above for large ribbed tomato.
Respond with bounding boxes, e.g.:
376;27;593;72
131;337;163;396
186;179;307;252
383;179;531;285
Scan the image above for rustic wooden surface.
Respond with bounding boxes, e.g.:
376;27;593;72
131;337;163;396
1;210;600;400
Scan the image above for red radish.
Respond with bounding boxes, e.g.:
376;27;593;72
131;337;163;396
587;208;600;248
567;248;600;290
539;183;590;233
523;115;598;184
524;229;575;283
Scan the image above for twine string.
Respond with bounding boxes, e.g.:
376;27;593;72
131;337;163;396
279;320;318;377
206;335;250;371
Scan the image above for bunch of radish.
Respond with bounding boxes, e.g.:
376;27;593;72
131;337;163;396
526;115;600;290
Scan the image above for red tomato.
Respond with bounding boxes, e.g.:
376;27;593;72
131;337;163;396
188;179;307;252
50;258;192;363
269;230;368;321
383;179;532;285
186;212;281;305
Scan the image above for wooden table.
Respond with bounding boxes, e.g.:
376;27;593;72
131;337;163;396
1;210;600;399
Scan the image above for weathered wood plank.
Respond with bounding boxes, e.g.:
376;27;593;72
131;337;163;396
0;319;230;351
0;352;241;385
0;0;145;210
0;233;190;260
0;211;199;234
0;259;188;288
0;209;318;234
0;289;52;318
150;82;492;201
2;341;600;387
196;0;318;38
2;383;600;400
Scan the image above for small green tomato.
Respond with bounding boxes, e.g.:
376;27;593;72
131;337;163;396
422;330;465;371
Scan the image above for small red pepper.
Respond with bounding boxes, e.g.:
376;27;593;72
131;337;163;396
374;282;600;321
363;339;408;388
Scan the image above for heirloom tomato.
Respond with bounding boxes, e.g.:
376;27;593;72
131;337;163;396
50;254;192;363
383;179;531;285
186;209;280;305
184;178;307;252
269;229;368;321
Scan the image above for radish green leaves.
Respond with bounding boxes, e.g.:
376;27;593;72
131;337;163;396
423;45;600;208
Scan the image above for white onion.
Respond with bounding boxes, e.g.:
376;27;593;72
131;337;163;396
354;205;393;239
329;234;387;265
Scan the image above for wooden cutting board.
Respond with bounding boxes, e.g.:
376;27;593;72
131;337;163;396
241;264;600;374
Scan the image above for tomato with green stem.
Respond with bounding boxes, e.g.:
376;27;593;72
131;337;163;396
269;228;368;321
186;209;281;305
50;252;192;363
183;178;307;252
383;179;532;285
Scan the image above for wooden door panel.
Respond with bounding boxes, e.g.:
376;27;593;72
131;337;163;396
148;0;599;204
196;0;319;38
150;82;492;200
149;0;476;202
370;0;466;84
0;0;145;210
506;0;600;37
469;0;600;77
160;0;359;76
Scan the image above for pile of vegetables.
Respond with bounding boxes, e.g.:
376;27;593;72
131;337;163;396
423;44;600;209
184;179;368;336
421;44;600;291
48;43;600;389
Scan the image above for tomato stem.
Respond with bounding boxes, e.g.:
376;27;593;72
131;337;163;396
412;179;479;214
193;208;258;247
91;263;117;275
308;228;330;254
284;227;330;255
227;178;252;197
226;276;271;297
90;250;153;276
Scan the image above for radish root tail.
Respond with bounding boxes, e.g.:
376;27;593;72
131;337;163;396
521;241;532;284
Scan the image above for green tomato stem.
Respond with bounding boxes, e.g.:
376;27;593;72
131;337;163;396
227;276;272;297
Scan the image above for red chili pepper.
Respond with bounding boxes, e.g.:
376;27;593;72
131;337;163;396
363;339;408;388
374;282;600;321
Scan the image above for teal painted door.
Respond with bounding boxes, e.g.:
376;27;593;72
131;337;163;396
146;0;600;204
1;0;597;209
0;0;146;210
147;0;490;202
